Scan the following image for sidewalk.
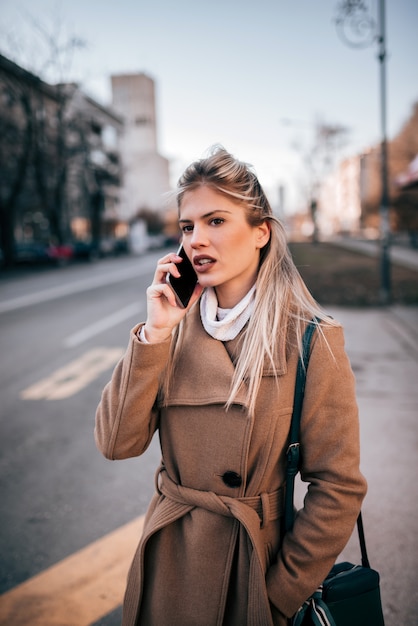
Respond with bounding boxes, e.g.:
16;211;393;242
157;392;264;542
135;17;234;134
326;305;418;626
332;236;418;272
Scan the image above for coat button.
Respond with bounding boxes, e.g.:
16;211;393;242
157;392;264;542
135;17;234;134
222;471;242;488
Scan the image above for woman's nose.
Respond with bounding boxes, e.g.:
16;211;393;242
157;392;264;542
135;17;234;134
190;226;208;248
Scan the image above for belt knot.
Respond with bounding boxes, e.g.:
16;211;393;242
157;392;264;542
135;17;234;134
155;464;284;527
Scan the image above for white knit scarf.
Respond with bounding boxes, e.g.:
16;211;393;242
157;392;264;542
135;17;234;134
200;285;256;341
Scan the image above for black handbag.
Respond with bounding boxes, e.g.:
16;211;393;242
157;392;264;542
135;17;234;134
285;321;385;626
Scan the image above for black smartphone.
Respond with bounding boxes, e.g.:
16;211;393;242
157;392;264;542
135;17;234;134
166;245;198;308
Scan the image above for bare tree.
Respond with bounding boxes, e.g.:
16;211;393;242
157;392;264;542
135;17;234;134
25;12;86;245
284;117;349;241
0;8;86;264
0;56;40;266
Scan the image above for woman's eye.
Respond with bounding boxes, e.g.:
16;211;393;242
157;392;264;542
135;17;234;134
211;218;224;226
182;225;193;233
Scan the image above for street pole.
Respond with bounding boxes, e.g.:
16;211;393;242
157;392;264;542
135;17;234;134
377;0;391;304
335;0;391;304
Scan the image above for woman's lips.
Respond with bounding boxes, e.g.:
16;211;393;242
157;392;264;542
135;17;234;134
193;255;216;272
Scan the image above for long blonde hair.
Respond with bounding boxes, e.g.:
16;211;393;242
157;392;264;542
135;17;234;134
164;146;338;415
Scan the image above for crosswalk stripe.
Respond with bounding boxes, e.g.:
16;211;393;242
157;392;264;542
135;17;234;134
20;348;124;400
0;515;145;626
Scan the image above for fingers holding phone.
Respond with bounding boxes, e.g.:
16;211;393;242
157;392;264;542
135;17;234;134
166;245;199;308
144;247;201;342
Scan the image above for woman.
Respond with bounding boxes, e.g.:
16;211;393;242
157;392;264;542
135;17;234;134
95;146;367;626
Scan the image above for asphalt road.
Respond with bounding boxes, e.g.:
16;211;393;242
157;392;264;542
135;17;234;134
1;253;417;626
0;253;164;598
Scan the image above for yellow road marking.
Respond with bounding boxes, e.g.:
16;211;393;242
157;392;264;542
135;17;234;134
0;515;145;626
21;348;124;400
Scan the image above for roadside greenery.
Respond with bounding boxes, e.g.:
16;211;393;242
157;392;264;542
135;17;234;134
289;242;418;306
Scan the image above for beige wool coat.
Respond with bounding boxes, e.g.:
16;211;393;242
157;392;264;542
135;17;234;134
95;305;367;626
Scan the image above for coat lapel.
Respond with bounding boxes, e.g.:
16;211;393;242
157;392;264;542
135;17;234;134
166;304;249;408
165;302;288;407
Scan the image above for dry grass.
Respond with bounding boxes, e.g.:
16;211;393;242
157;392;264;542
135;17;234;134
288;242;418;306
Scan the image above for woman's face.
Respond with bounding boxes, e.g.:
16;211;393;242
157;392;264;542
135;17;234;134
179;185;270;308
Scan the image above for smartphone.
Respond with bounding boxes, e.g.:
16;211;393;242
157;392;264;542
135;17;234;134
166;245;198;308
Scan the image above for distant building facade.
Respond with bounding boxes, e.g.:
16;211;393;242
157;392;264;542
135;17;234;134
0;52;124;264
316;101;418;240
62;83;124;247
318;155;362;236
111;73;172;221
0;53;61;262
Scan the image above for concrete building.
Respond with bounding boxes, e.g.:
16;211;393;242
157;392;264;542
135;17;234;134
111;73;172;222
318;155;363;237
62;84;124;247
0;53;125;264
315;101;418;240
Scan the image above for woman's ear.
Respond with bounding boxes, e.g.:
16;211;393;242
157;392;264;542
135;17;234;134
256;220;271;249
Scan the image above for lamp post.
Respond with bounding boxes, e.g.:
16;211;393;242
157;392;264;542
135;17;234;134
335;0;391;304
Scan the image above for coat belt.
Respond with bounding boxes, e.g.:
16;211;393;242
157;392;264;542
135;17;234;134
156;465;284;528
155;466;284;626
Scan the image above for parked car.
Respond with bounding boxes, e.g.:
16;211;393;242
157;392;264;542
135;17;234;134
15;241;74;265
99;237;130;257
15;242;52;264
47;243;74;263
72;241;100;261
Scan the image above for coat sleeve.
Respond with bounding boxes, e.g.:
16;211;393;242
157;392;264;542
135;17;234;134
266;325;368;618
94;324;171;460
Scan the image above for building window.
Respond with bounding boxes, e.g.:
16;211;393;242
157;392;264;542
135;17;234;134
135;116;151;126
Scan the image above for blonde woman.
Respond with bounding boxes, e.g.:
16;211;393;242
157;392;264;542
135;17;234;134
95;147;367;626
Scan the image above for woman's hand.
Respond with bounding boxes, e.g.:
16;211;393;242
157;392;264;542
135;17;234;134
143;251;203;343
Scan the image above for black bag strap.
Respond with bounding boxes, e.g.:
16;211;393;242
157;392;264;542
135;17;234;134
284;318;371;568
357;509;370;568
284;319;317;534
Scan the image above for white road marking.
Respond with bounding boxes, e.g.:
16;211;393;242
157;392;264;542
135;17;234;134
64;302;142;348
21;348;124;400
0;257;156;314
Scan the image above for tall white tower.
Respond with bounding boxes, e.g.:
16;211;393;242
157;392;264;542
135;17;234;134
111;73;171;220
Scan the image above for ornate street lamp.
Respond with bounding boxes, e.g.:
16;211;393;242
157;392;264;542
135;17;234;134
335;0;391;304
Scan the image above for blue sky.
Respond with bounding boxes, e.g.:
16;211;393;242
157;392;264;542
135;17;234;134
1;0;417;212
